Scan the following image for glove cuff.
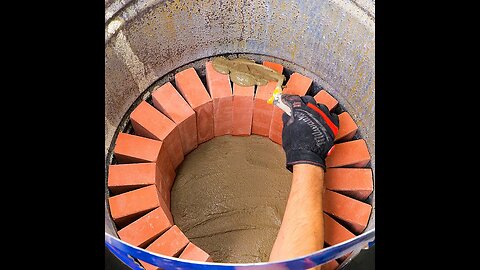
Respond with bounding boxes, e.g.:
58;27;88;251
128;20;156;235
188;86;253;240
285;149;326;172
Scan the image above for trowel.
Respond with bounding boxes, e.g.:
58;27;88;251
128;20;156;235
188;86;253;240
267;87;292;116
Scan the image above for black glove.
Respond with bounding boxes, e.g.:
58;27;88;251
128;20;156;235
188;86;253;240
281;94;339;172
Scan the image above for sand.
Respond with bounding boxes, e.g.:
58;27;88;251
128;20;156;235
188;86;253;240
170;135;292;263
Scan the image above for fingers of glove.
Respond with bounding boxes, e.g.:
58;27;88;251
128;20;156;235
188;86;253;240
282;111;295;127
303;102;339;137
300;95;317;106
282;112;290;126
281;94;302;108
313;103;339;128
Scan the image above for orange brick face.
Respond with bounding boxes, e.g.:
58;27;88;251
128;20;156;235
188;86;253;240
108;185;161;228
314;90;338;111
113;133;162;163
117;207;173;248
252;97;275;137
194;102;215;143
140;225;190;270
269;107;284;145
253;62;283;138
175;68;214;144
205;61;233;136
262;61;284;73
232;84;254;136
323;190;372;234
335;112;358;142
130;101;184;168
108;163;157;195
283;73;312;95
179;242;213;262
252;61;281;136
112;133;175;208
151;82;198;155
324;213;356;245
326;139;371;168
325;168;373;200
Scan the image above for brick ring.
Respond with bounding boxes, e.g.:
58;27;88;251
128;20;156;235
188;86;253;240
107;59;373;269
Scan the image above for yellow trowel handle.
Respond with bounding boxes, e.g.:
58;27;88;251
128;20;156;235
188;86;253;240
267;87;292;116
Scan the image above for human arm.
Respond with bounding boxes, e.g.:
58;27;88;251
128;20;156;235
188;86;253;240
269;164;325;264
269;95;339;269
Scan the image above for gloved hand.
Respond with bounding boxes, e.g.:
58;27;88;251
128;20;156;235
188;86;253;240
281;94;339;172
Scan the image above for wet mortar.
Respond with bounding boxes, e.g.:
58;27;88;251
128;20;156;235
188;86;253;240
211;56;285;88
169;135;291;263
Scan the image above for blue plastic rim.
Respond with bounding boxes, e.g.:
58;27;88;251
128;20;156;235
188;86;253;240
105;229;375;269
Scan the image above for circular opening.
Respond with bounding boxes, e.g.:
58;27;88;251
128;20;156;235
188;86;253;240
106;54;373;268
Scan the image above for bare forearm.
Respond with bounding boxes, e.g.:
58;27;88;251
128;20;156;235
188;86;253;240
269;164;324;266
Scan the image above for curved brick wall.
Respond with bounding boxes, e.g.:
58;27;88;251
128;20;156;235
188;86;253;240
106;61;373;270
104;2;375;253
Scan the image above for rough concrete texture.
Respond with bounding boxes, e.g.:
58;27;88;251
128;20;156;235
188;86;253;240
105;0;375;265
170;135;291;263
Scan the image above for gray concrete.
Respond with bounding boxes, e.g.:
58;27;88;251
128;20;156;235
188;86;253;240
105;0;375;268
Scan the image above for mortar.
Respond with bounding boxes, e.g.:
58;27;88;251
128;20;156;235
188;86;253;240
105;0;374;268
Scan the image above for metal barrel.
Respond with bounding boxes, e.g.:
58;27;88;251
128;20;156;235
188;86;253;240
105;0;375;268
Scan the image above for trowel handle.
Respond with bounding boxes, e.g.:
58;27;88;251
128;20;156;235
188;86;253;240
267;87;292;116
274;96;292;116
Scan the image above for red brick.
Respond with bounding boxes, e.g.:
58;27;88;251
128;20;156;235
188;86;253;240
268;107;284;144
130;101;184;168
140;225;190;270
232;84;254;136
113;133;176;205
108;185;161;228
269;73;312;144
252;61;284;137
252;81;276;137
325;168;373;200
324;213;356;262
117;208;174;248
283;73;313;95
314;90;338;111
108;163;157;195
179;242;213;262
326;139;371;168
108;162;175;209
335;112;358;142
175;68;214;144
151;82;198;155
262;61;284;74
323;190;372;234
205;61;233;137
322;259;339;270
324;213;356;245
113;133;161;163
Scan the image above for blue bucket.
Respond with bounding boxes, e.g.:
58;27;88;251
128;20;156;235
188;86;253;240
105;230;375;269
